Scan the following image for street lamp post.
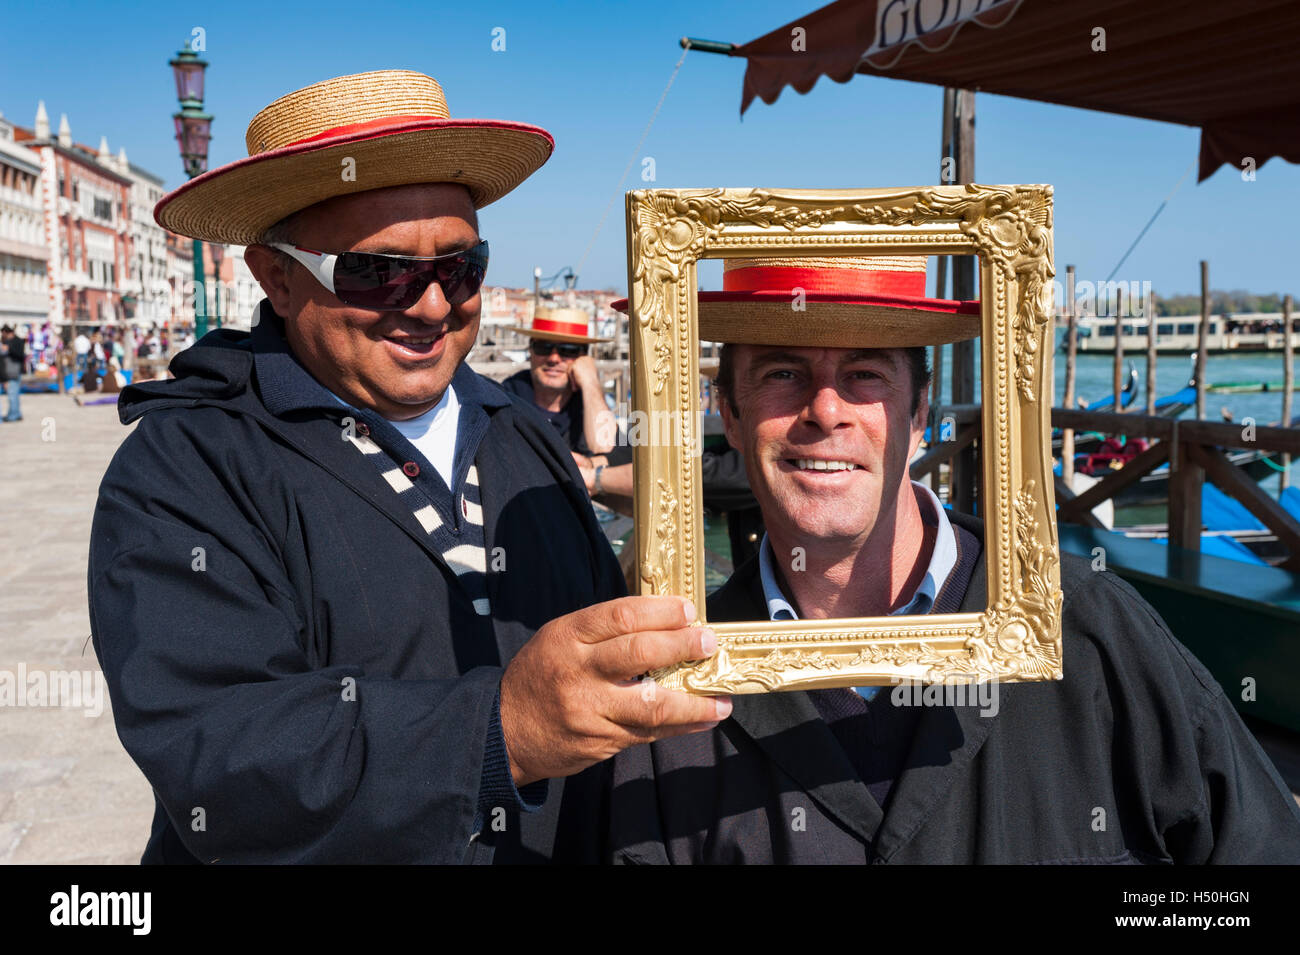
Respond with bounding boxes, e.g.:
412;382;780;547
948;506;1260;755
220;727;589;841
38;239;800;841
169;45;213;339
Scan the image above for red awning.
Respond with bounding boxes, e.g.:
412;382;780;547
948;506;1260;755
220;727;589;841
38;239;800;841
735;0;1300;181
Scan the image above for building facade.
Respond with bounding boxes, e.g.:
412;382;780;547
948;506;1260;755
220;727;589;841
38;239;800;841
120;154;172;332
212;244;262;330
165;228;194;332
0;113;49;330
17;104;133;332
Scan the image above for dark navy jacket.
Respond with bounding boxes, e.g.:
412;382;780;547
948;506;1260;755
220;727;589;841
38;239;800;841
602;511;1300;864
499;369;633;467
87;301;623;864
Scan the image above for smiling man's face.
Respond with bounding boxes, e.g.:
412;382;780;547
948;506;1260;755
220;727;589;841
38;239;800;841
529;341;580;395
245;182;481;421
721;345;928;548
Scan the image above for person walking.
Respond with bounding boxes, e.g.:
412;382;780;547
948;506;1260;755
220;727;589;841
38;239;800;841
1;325;25;421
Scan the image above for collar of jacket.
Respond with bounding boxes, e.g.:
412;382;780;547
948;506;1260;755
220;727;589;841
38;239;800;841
114;299;519;577
248;299;510;419
247;300;511;508
717;509;993;862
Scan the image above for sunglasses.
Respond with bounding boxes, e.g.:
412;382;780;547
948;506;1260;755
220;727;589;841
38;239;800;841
272;240;489;311
531;340;588;359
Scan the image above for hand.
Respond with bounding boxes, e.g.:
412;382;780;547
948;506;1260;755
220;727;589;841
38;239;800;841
571;452;608;495
569;354;600;393
499;596;731;786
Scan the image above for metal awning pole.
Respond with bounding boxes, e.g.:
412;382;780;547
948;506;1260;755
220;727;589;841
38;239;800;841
679;37;737;55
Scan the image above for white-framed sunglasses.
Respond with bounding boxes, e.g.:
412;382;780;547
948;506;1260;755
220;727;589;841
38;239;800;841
271;240;489;310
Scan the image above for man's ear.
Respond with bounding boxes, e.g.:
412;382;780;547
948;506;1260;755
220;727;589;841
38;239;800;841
909;386;930;460
243;244;294;317
719;394;743;451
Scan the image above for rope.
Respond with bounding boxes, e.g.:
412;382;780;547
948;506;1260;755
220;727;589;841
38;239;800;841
575;47;690;280
1103;157;1196;284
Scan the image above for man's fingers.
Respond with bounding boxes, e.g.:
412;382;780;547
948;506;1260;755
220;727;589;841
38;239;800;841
650;721;731;743
589;627;715;680
606;685;732;737
571;595;697;644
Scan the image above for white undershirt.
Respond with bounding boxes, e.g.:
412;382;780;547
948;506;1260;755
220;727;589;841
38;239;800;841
385;385;460;489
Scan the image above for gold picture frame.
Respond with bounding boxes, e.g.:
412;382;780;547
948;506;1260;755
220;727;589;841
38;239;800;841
625;184;1063;694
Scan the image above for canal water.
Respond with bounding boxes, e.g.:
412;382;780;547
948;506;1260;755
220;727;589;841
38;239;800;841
933;339;1296;429
931;339;1295;515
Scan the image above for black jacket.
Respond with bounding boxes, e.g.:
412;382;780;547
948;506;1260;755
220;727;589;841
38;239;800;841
1;335;23;381
499;369;633;467
603;511;1300;863
88;302;624;863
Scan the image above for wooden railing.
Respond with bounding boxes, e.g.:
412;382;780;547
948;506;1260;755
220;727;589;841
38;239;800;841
915;405;1300;571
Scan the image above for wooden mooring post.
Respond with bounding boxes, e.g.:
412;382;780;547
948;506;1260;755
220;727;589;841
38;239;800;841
947;88;978;514
1196;260;1209;419
1145;285;1157;415
1284;294;1294;492
1112;296;1124;413
1062;265;1078;485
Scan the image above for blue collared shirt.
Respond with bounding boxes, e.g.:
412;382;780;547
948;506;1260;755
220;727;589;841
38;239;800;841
756;480;958;700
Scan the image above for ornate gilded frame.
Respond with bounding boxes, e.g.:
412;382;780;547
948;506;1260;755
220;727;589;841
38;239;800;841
626;185;1063;694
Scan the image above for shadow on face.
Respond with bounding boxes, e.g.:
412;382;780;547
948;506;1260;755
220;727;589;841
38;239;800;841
245;182;483;420
720;344;929;548
528;341;582;396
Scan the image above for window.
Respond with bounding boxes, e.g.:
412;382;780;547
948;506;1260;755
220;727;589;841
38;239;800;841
1157;324;1173;335
1097;324;1115;337
1177;323;1195;335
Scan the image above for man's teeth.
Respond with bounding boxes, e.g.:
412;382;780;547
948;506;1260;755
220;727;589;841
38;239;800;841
794;459;858;471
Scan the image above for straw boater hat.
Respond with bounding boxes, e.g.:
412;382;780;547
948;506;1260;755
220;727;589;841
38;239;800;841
153;70;553;245
613;255;980;346
507;308;610;344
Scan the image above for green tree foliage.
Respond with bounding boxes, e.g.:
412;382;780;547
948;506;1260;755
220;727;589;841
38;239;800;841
1153;290;1294;316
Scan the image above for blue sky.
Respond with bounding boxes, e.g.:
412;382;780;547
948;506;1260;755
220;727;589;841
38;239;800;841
2;0;1295;300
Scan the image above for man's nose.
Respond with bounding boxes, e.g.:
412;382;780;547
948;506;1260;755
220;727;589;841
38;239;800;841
800;379;852;433
403;276;454;323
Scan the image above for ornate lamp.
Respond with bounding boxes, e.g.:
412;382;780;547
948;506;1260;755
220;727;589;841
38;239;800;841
169;45;213;337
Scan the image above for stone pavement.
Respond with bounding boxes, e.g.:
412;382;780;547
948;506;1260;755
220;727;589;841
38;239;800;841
0;390;1295;866
0;392;153;864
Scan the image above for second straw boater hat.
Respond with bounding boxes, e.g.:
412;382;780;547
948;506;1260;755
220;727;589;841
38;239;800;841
154;70;554;245
507;307;610;344
614;255;980;346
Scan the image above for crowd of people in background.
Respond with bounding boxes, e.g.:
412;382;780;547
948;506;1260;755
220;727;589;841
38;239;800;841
0;321;195;407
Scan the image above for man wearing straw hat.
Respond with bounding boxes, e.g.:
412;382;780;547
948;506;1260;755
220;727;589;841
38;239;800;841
87;70;726;864
502;309;757;537
500;307;633;493
599;254;1300;864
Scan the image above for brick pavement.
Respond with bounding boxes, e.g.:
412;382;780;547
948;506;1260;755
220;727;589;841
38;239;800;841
0;390;1295;866
0;393;153;864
